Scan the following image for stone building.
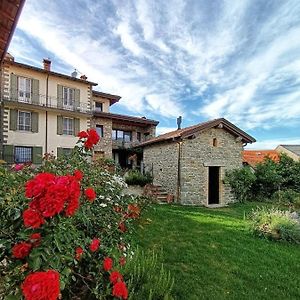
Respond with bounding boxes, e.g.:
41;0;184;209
275;145;300;161
139;118;256;206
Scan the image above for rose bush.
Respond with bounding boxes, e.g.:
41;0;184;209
0;129;150;299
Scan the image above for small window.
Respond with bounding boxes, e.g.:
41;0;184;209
18;77;31;103
124;131;132;142
15;146;32;163
62;148;72;157
96;125;104;137
63;117;74;135
63;86;75;108
95;102;103;112
18;111;31;131
213;138;218;147
137;132;141;142
144;132;150;140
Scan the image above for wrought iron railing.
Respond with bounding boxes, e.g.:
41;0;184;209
2;91;91;114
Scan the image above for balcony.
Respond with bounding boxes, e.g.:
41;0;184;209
2;90;91;114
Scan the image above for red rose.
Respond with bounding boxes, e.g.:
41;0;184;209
119;256;126;266
14;163;24;171
85;188;96;202
103;257;113;271
112;281;128;299
75;247;84;260
29;233;41;247
109;271;123;284
78;131;88;139
89;238;100;252
23;208;45;229
74;170;83;181
12;242;32;259
118;222;127;233
21;270;60;300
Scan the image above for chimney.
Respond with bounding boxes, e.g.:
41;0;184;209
71;69;78;78
43;58;51;71
80;74;87;80
177;116;182;130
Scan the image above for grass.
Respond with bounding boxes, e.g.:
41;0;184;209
134;202;300;300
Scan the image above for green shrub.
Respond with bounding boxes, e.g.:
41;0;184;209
249;207;300;244
123;248;174;300
225;167;256;202
272;189;300;210
125;170;153;187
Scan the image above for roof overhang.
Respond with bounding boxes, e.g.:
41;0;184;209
92;91;121;106
0;0;26;63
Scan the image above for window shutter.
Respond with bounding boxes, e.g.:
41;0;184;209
32;147;43;164
31;112;39;133
31;79;39;105
10;74;18;101
74;118;80;136
57;85;63;108
74;89;80;110
3;145;14;163
57;147;64;158
57;115;63;135
9;109;18;131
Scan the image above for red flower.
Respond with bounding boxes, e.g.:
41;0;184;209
89;238;100;252
14;163;24;171
112;281;128;299
73;170;83;181
23;208;45;229
110;271;123;284
78;131;88;139
127;204;140;219
85;188;96;202
119;256;126;266
30;233;42;248
103;257;113;271
118;222;127;233
21;270;60;300
12;242;32;259
75;247;84;260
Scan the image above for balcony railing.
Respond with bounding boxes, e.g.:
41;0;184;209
2;91;91;114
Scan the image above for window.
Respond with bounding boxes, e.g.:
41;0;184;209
144;132;150;140
96;125;104;137
213;138;218;147
62;148;72;157
18;77;31;103
18;111;31;131
112;130;132;142
15;146;32;163
137;132;141;142
95;102;103;112
63;117;74;135
63;87;75;108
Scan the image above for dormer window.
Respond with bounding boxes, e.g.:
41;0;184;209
213;138;218;147
95;102;103;112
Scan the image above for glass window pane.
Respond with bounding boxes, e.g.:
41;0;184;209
112;130;117;140
15;147;32;163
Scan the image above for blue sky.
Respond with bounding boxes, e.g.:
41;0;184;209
9;0;300;149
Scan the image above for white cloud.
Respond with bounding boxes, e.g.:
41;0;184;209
156;127;177;135
246;138;300;150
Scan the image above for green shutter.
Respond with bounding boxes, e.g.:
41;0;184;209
31;112;39;133
3;145;14;163
32;79;40;105
10;74;18;101
32;147;43;164
74;118;80;136
57;85;63;109
57;115;63;135
9;109;18;131
57;147;63;158
74;89;80;110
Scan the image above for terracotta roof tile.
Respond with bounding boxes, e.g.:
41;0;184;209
243;150;280;167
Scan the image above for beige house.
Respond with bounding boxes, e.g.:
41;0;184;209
275;145;300;161
139;118;255;206
1;55;97;163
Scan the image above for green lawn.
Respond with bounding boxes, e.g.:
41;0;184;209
134;202;300;300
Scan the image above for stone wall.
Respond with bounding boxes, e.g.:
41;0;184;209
180;128;243;205
143;142;178;196
143;127;244;206
91;117;112;158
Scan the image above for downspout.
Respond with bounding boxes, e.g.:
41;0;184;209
45;73;49;153
176;139;182;203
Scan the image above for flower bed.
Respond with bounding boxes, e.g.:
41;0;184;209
0;129;149;299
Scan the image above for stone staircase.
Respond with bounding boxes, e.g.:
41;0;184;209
144;184;174;203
